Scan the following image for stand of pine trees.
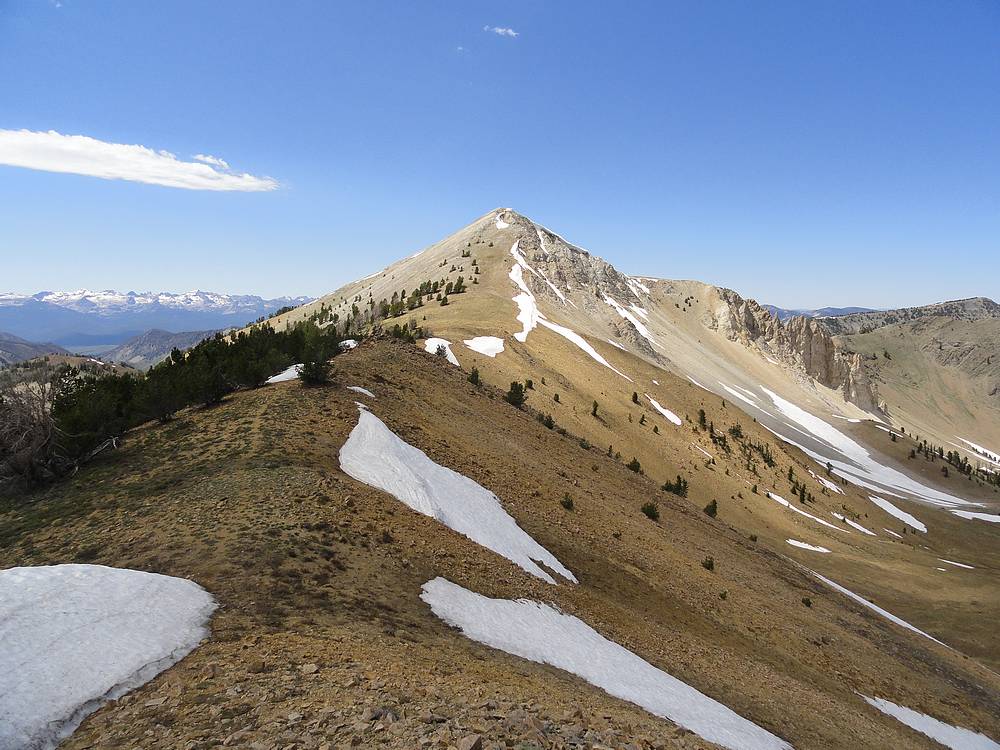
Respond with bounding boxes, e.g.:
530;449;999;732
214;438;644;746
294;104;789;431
26;321;349;482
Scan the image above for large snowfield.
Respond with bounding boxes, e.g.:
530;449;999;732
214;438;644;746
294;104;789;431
860;695;1000;750
339;409;576;584
0;564;216;750
758;387;977;510
421;578;791;750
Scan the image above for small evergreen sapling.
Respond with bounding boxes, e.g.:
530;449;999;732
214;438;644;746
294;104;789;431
299;355;332;386
505;381;527;408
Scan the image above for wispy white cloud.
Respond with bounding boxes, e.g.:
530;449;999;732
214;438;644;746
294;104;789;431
484;25;518;38
192;153;230;170
0;129;278;191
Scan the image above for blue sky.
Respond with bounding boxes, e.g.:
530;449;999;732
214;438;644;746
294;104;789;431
1;0;997;308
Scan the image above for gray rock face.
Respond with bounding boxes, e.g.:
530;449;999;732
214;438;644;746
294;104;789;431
497;209;880;408
714;289;882;413
502;211;661;360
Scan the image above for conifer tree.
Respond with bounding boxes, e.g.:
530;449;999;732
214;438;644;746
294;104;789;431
505;381;527;408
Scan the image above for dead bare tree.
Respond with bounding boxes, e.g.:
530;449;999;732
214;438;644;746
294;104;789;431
1;367;127;489
0;378;67;486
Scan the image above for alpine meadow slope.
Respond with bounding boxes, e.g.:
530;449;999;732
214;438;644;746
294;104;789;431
4;340;999;749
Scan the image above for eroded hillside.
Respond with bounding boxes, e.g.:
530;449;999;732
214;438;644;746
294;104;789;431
833;314;1000;465
3;340;999;749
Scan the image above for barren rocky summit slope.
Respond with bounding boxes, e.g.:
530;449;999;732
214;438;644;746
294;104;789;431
267;208;997;470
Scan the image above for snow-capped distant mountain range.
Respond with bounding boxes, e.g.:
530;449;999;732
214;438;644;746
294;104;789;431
0;290;311;348
0;289;310;314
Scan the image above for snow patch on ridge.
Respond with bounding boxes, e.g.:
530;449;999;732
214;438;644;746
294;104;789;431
0;564;215;750
957;437;1000;466
540;319;633;381
266;364;302;384
860;694;999;750
831;513;877;536
627;277;651;296
721;383;759;409
949;510;1000;523
424;338;460;366
509;261;542;342
760;387;975;509
646;394;682;426
420;578;791;750
938;558;974;570
811;571;943;645
809;469;844;494
786;539;830;553
464;336;505;357
532;228;572;304
869;495;926;533
340;410;575;584
508;243;631;381
603;295;655;344
766;492;849;533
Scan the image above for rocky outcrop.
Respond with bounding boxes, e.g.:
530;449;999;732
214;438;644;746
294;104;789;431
501;212;662;361
817;297;1000;336
713;289;882;413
